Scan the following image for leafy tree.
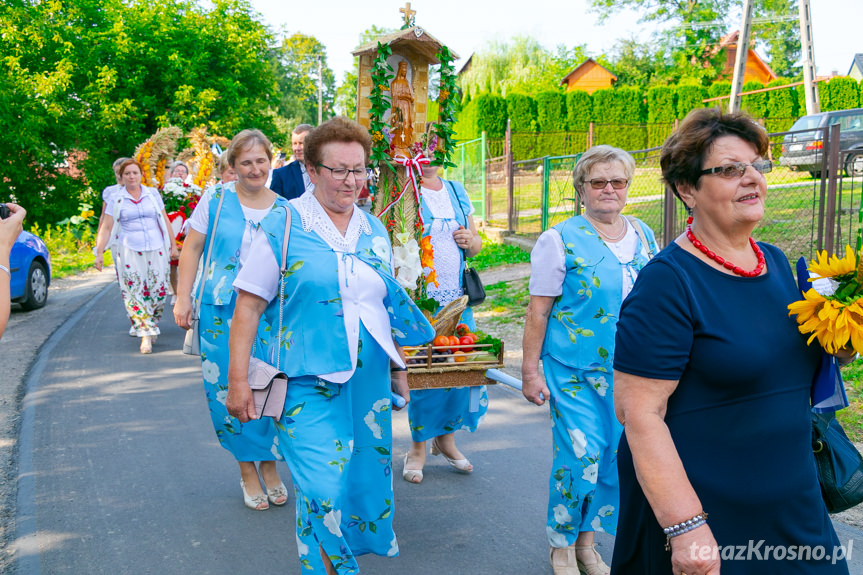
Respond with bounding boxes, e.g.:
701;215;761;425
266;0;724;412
274;33;337;126
752;0;800;79
0;0;286;226
590;0;731;84
458;36;588;98
605;38;667;88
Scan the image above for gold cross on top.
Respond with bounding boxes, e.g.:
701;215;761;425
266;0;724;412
400;2;416;27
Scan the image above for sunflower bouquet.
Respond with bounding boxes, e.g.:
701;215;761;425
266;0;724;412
788;245;863;355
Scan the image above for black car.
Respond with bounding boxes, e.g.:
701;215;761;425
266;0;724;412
780;108;863;178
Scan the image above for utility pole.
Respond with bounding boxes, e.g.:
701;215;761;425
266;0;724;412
728;0;754;113
799;0;820;114
317;55;323;125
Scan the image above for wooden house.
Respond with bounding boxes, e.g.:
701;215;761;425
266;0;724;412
559;58;617;95
715;31;777;84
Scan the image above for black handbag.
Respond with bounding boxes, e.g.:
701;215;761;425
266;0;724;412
446;180;486;306
811;410;863;513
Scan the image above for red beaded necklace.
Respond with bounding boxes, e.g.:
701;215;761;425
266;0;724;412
684;216;765;278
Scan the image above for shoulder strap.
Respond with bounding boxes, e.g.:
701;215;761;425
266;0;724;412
625;216;654;260
443;180;473;264
275;206;292;367
193;189;226;317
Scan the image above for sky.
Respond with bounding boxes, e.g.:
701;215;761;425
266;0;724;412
248;0;857;83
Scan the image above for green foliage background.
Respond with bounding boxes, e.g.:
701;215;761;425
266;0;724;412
0;0;336;227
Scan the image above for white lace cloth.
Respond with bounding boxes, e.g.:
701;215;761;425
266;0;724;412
422;185;472;305
234;191;403;383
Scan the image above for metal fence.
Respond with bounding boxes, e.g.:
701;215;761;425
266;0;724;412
447;123;863;264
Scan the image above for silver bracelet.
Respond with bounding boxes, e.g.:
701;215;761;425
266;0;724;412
663;511;708;550
0;264;9;277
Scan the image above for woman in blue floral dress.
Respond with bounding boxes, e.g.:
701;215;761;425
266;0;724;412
521;145;658;575
226;118;434;574
174;130;289;511
401;154;486;484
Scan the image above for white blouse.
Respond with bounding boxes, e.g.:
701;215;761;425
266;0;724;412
422;184;475;305
529;218;640;299
107;187;168;252
233;192;404;383
189;186;273;268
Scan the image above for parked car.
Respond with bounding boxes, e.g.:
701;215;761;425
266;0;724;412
780;108;863;178
10;230;51;310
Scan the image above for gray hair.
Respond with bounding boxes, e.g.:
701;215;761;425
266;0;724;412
168;161;190;177
572;145;636;197
293;124;314;135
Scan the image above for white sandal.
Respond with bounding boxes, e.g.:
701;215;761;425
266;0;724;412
430;438;473;473
241;480;269;511
402;453;424;484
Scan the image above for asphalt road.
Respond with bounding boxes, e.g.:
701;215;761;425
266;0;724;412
7;274;863;574
12;280;604;574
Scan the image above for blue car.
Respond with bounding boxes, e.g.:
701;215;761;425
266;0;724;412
10;230;51;310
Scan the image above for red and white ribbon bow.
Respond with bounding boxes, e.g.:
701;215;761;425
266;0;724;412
377;152;431;228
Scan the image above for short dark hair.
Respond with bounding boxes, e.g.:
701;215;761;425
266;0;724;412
225;129;273;167
303;117;372;168
661;108;769;200
293;124;314;135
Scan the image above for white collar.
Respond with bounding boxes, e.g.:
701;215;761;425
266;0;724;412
293;191;372;252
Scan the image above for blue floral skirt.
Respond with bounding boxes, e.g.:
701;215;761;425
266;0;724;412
544;356;622;546
199;301;282;462
274;324;398;574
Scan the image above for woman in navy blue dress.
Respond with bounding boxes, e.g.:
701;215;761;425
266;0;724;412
611;108;853;574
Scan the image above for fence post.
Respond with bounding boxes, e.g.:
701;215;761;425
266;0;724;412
663;184;678;247
816;125;832;252
460;144;466;188
825;122;842;254
506;120;514;232
481;131;488;224
542;156;551;231
588;122;594;149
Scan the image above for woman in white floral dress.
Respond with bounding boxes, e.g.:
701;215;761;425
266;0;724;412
174;130;289;511
94;159;178;354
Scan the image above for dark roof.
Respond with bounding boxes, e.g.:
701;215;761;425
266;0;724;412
849;53;863;75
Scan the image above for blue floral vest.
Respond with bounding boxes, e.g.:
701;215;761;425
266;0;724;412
254;205;435;378
199;182;288;306
540;215;657;371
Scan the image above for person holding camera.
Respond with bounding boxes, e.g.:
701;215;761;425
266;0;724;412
0;202;26;339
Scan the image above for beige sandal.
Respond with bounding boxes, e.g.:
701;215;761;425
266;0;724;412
574;544;610;575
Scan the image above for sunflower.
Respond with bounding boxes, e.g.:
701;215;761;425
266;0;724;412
809;245;856;279
788;289;863;354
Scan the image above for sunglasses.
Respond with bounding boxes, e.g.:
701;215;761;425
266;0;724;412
587;178;629;190
700;160;773;178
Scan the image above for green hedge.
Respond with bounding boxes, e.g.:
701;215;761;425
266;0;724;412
592;87;646;150
506;93;537;132
536;91;567;132
676;85;707;119
565;90;592;131
822;77;860;111
741;81;767;118
647;86;676;123
474;93;507;138
452;98;478;141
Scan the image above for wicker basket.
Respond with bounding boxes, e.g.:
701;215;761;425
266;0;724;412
404;341;504;389
432;295;469;337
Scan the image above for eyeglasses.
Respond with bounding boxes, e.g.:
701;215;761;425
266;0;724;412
318;163;373;182
700;160;773;178
587;178;629;190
